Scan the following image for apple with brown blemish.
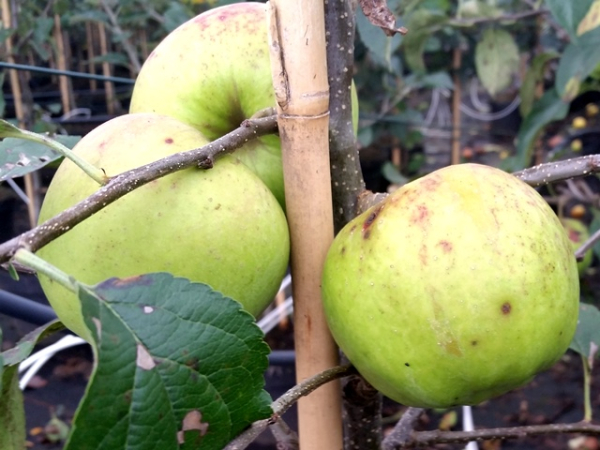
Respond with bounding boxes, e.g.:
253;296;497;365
130;2;359;210
36;113;290;342
322;163;580;408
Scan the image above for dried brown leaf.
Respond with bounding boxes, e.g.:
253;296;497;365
358;0;408;36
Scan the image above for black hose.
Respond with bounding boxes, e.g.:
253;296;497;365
0;290;57;325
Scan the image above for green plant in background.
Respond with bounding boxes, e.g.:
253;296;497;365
354;0;600;179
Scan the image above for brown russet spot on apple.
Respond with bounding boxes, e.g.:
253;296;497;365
411;204;429;225
165;137;174;144
362;204;384;239
438;240;453;253
501;302;512;314
443;338;462;356
421;176;441;192
419;245;428;265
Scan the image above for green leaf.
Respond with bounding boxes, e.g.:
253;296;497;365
0;133;81;181
356;8;403;71
66;273;272;450
589;207;600;260
402;10;448;72
405;71;453;90
577;0;600;35
519;51;560;117
555;29;600;101
513;88;569;170
89;53;130;67
0;322;63;449
475;28;520;97
358;126;374;147
0;366;25;449
569;303;600;360
1;321;65;367
6;263;18;281
546;0;595;42
67;11;110;24
162;2;194;33
381;161;409;185
456;0;501;20
0;73;5;118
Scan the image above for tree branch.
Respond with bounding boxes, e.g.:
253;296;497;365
224;364;357;450
399;421;600;448
512;155;600;187
341;370;383;450
99;0;142;75
0;115;278;266
325;0;365;233
382;408;424;450
575;227;600;260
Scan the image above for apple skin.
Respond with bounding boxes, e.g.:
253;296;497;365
561;218;592;275
37;113;290;342
322;163;579;408
130;3;282;206
129;2;359;209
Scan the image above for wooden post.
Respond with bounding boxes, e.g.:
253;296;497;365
2;0;39;228
98;22;117;115
268;2;343;449
54;13;73;115
451;47;462;165
85;22;98;91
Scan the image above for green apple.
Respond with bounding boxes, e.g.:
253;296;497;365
561;218;592;275
129;2;359;209
322;163;579;408
37;113;290;342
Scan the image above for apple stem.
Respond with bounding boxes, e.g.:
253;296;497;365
12;249;79;293
581;354;593;422
16;128;107;185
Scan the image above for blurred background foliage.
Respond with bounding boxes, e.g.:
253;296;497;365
1;0;600;290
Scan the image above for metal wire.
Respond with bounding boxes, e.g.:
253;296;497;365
0;62;135;84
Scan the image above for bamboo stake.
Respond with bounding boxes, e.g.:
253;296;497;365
138;28;149;61
98;22;117;115
2;0;38;228
451;47;462;165
268;2;343;449
54;13;72;114
85;22;97;91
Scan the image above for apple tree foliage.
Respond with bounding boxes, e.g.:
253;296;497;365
354;0;600;174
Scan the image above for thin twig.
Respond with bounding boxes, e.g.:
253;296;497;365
400;421;600;448
269;417;299;450
382;408;424;450
575;228;600;261
224;364;357;450
0;115;278;265
99;0;142;74
512;155;600;187
325;0;365;233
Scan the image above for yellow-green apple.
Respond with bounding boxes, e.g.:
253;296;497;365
129;2;359;209
561;217;592;275
37;113;290;342
322;163;579;408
